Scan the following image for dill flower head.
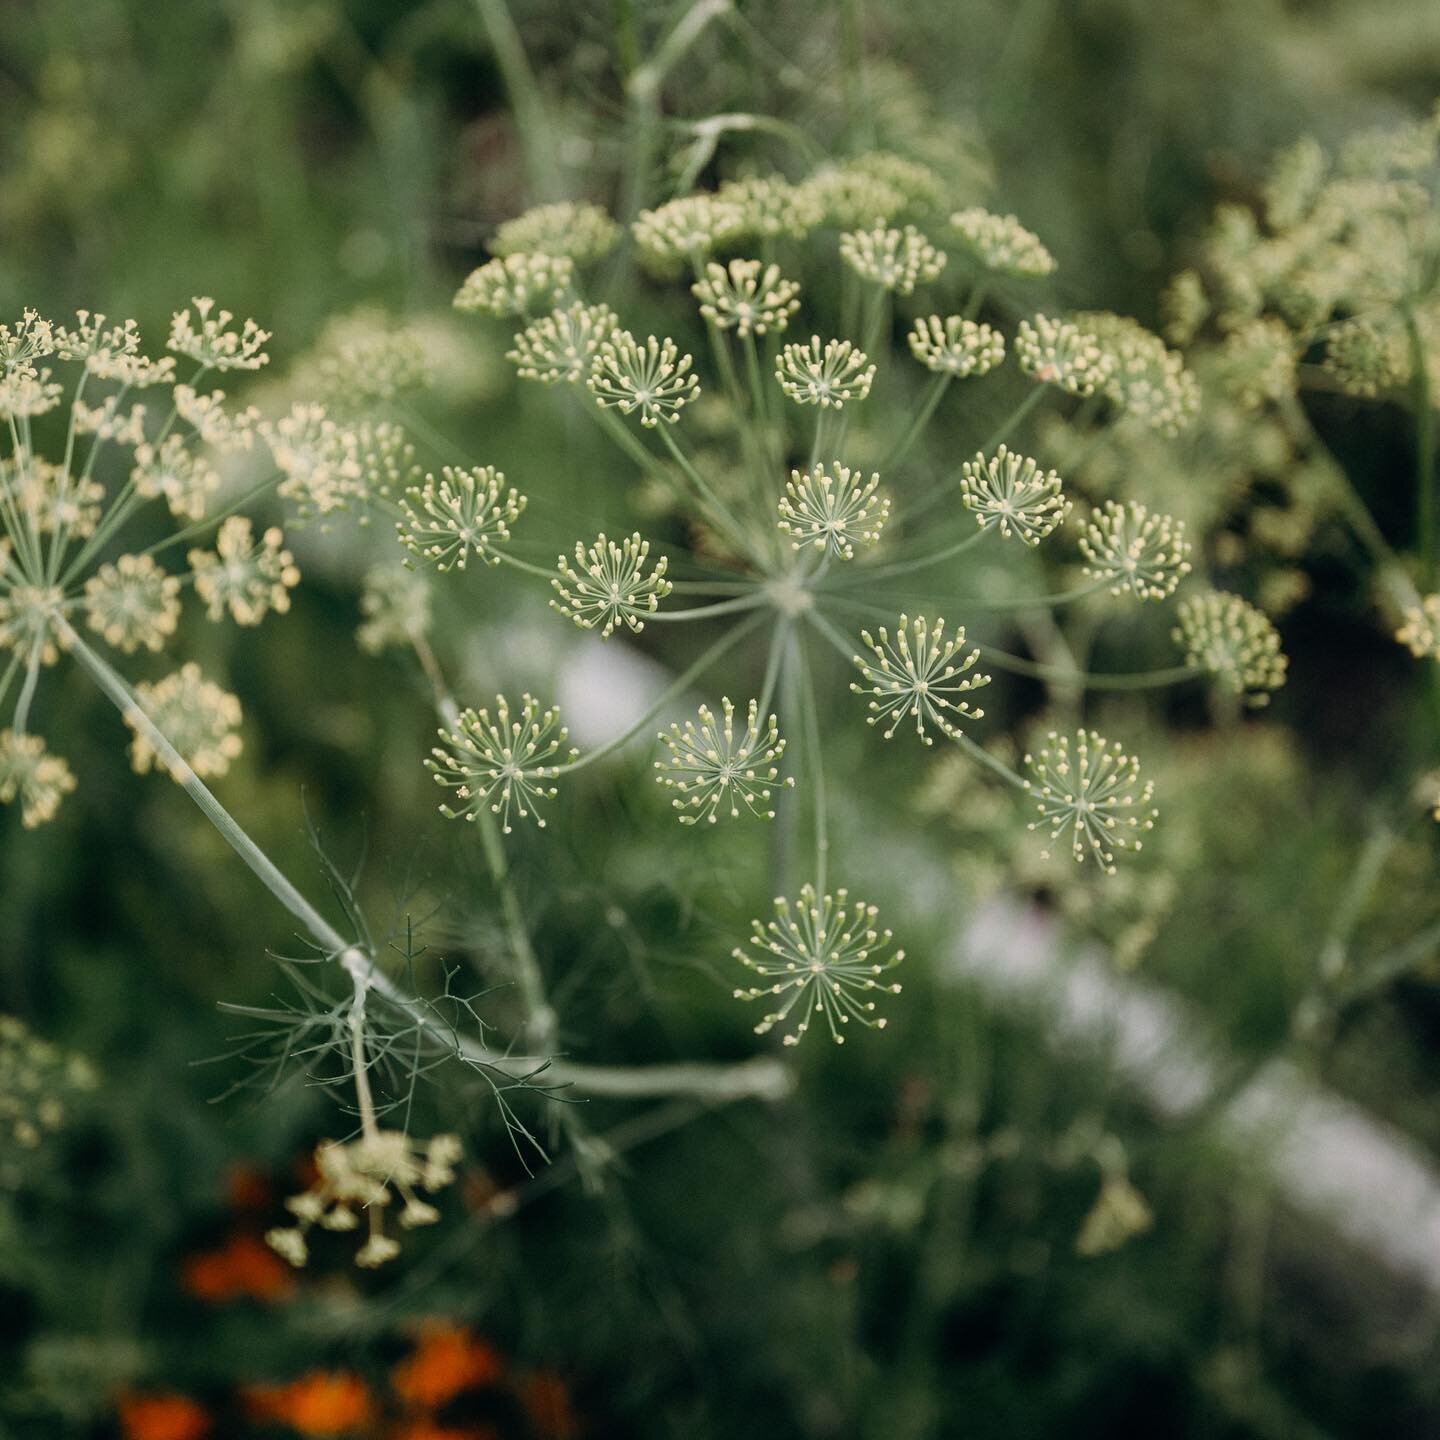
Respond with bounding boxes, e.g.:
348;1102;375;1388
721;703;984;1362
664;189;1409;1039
507;302;617;385
692;259;801;337
127;663;243;780
959;446;1071;545
1161;269;1211;347
0;1014;95;1148
173;385;259;452
287;308;433;412
0;584;65;665
1015;315;1118;397
262;404;362;521
949;207;1057;277
851;614;990;744
10;457;105;537
1396;594;1440;661
131;435;220;522
396;466;526;572
1173;591;1288;705
775;336;876;409
491;201;620;263
1077;312;1200;436
550;531;672;638
427;693;576;833
718;174;824;240
654;697;793;824
189;517;300;626
1023;728;1157;874
1322;315;1408;398
907;315;1005;377
1076;1172;1154;1257
453;253;574;317
356;565;431;655
83;553;182;654
632;194;746;269
839;224;946;295
1214;317;1297;410
801;166;908;229
168;297;271;372
0;730;76;828
733;885;904;1046
847;153;947;213
777;463;889;560
1079;500;1192;600
0;369;62;420
266;1131;461;1270
588;332;700;427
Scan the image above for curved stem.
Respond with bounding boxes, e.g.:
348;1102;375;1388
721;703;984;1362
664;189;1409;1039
878;373;951;474
953;731;1027;791
136;472;284;562
978;647;1201;690
840;526;988;585
647;592;768;622
493;549;560;583
554;609;766;775
796;629;828;896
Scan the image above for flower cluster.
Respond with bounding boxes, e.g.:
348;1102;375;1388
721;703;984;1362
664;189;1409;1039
1023;729;1158;875
959;447;1070;544
396;466;525;571
734;886;904;1045
1174;591;1288;704
1079;500;1192;600
551;531;672;638
588;332;700;426
655;698;792;824
266;1130;461;1269
839;224;946;294
0;1013;95;1152
777;464;889;559
775;336;875;408
851;615;990;744
692;260;801;337
907;315;1006;377
949;208;1057;277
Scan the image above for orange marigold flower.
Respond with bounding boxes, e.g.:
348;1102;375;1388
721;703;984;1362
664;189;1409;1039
244;1371;372;1435
117;1392;211;1440
389;1422;501;1440
391;1325;503;1410
183;1231;296;1303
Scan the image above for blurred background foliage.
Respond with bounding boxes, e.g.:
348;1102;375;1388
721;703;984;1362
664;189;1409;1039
4;1;1440;1436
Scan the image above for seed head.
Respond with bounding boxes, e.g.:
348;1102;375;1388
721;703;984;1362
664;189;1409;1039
84;554;182;653
356;565;431;655
1397;594;1440;661
1323;315;1408;399
267;1131;461;1270
777;463;889;560
396;466;525;572
734;885;904;1046
1079;500;1191;601
189;517;300;626
1076;312;1200;436
0;584;65;665
959;446;1070;545
775;336;876;409
907;315;1006;376
131;434;220;522
949;208;1057;277
551;531;672;638
491;201;620;263
453;253;574;317
839;224;946;294
0;731;76;829
1174;591;1288;705
1016;314;1118;397
427;693;576;833
1023;728;1157;875
168;297;271;372
655;697;793;824
631;194;745;269
851;614;990;744
692;259;801;337
588;332;700;427
508;302;617;385
718;174;824;240
127;663;244;780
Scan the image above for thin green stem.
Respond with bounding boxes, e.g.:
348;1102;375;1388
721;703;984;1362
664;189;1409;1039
13;644;43;733
471;0;562;200
657;424;764;563
1406;310;1436;588
492;549;560;582
879;373;951;475
555;609;766;775
954;731;1029;790
757;615;790;717
647;592;768;622
135;472;284;563
796;630;828;895
840;526;988;585
978;647;1201;691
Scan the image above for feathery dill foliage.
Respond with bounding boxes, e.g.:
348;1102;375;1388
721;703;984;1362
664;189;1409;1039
394;150;1272;1046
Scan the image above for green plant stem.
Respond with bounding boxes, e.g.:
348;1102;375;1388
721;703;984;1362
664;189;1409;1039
840;526;987;585
953;731;1029;791
796;630;828;895
977;646;1201;690
1406;310;1437;588
647;592;769;622
492;549;560;582
555;610;766;775
13;644;42;733
879;373;951;474
135;472;284;563
657;424;764;563
471;0;562;200
63;613;788;1102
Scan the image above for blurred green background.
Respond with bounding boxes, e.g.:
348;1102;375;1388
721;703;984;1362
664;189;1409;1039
4;2;1440;1437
